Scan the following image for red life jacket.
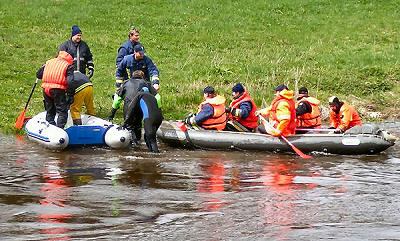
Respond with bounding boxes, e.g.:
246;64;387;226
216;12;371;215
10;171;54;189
269;91;296;136
198;95;227;131
229;91;258;129
41;51;73;91
296;96;322;128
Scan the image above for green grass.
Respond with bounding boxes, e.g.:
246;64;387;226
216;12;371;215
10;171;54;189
1;0;400;133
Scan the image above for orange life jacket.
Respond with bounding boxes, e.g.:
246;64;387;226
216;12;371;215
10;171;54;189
41;51;73;90
229;91;258;129
269;91;296;136
296;96;322;128
329;102;362;131
198;95;227;131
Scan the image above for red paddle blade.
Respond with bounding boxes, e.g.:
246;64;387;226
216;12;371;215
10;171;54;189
281;136;312;159
177;122;188;132
289;143;312;159
15;110;26;130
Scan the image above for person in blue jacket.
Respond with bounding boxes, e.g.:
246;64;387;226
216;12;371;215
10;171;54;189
115;27;143;82
115;44;160;91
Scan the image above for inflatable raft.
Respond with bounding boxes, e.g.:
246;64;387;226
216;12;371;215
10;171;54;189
25;111;132;150
156;121;396;155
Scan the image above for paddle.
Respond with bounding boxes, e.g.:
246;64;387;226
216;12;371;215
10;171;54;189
258;114;312;159
176;121;195;148
15;78;39;130
296;128;337;132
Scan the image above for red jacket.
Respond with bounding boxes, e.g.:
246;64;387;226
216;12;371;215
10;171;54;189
229;91;258;129
41;51;73;90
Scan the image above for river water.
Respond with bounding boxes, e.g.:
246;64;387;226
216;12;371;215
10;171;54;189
0;123;399;241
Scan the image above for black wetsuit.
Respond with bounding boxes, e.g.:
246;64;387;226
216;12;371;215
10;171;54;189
121;81;163;152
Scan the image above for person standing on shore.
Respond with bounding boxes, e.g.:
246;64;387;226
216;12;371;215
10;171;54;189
115;27;143;84
59;25;94;79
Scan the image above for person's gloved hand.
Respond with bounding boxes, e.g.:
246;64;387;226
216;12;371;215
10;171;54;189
151;76;160;84
115;79;123;88
334;129;344;134
66;95;74;105
271;129;282;137
230;107;241;117
88;67;94;79
108;108;117;122
184;115;195;126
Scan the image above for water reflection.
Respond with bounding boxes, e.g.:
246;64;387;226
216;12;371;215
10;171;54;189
38;161;71;240
197;157;226;211
1;129;400;240
119;159;162;188
260;159;317;239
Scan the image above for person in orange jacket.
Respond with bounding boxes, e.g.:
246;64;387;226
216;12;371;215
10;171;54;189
328;96;362;133
296;87;322;130
225;83;258;132
36;51;74;129
184;86;227;131
256;84;296;137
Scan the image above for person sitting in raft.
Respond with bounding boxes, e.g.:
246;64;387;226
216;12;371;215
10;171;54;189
255;84;296;137
328;96;362;133
225;83;258;132
295;87;321;132
184;86;227;131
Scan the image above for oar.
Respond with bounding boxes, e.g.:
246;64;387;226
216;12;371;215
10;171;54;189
15;79;39;130
176;121;195;148
296;128;337;132
258;115;312;159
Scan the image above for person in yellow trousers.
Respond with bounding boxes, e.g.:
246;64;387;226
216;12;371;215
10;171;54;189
328;96;362;133
68;71;95;125
256;84;296;137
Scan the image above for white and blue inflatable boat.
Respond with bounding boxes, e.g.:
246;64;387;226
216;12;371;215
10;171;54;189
25;112;132;150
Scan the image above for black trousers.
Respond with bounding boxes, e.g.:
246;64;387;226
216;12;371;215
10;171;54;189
43;88;68;128
125;94;163;152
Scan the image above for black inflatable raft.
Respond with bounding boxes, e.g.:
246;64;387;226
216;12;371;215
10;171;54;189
156;121;396;155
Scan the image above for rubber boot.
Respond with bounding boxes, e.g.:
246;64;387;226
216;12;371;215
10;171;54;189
73;119;82;125
150;140;159;153
129;130;139;146
108;108;117;122
144;135;151;150
133;128;142;142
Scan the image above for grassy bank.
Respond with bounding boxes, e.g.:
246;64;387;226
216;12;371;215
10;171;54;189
1;0;400;134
